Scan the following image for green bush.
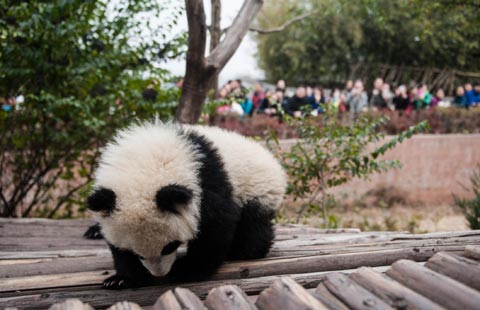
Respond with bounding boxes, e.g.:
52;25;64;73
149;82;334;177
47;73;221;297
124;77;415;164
267;105;428;226
454;165;480;230
0;0;184;217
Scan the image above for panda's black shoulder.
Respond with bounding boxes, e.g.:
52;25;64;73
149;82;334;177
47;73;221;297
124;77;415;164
180;128;233;200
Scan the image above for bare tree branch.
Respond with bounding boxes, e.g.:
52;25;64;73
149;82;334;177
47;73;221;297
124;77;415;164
248;11;314;34
206;0;263;70
185;0;208;68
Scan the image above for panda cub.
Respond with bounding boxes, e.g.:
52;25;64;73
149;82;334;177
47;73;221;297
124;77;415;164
86;122;286;289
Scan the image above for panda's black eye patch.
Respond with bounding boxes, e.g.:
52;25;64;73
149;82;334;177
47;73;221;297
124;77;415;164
87;188;116;215
161;240;182;255
156;184;193;214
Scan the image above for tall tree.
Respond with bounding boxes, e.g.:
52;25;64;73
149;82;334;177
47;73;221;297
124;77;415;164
175;0;263;124
256;0;480;85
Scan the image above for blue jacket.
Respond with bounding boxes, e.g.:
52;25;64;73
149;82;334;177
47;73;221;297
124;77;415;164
466;90;480;106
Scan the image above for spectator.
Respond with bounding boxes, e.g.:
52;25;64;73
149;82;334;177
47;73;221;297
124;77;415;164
465;83;473;92
258;90;278;116
309;86;325;114
306;86;313;98
276;80;286;94
343;80;353;95
369;77;387;110
251;83;265;111
382;83;394;109
2;96;15;112
453;86;468;107
415;84;432;109
285;86;309;117
465;81;480;107
430;89;450;108
232;88;253;116
329;88;341;111
393;85;410;111
346;80;368;117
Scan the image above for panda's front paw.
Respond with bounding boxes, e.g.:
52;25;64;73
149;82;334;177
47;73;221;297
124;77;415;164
102;275;131;290
83;223;103;240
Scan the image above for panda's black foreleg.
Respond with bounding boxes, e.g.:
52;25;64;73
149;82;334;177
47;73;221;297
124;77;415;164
228;200;275;260
103;243;155;289
168;190;242;282
83;223;103;239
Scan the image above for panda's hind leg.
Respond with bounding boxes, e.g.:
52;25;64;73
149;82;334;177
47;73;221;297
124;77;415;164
228;200;275;260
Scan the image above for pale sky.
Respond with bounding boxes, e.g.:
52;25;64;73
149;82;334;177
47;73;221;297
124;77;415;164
161;1;265;85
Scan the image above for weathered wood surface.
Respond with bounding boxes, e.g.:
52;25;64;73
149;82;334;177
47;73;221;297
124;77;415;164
255;277;328;310
205;285;255;310
387;259;480;310
2;219;480;309
350;267;445;310
425;251;480;290
323;272;393;310
153;288;204;310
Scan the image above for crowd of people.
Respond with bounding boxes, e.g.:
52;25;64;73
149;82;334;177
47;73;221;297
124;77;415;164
214;78;480;118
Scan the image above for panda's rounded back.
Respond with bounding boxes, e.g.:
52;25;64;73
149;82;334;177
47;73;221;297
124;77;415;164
188;125;287;210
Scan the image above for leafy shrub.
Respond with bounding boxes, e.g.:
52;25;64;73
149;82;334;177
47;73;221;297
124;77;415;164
454;165;480;230
0;0;183;217
267;105;428;226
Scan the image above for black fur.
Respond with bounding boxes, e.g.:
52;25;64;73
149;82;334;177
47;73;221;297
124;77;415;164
102;243;155;289
167;130;242;282
83;223;103;239
87;188;116;215
156;184;193;214
228;200;275;261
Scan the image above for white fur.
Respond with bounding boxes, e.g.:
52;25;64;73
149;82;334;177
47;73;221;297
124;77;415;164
94;122;202;259
92;122;286;264
189;125;287;209
140;252;177;277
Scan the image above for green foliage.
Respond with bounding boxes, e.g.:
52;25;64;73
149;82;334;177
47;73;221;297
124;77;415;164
0;0;184;217
454;165;480;230
256;0;480;84
267;105;429;226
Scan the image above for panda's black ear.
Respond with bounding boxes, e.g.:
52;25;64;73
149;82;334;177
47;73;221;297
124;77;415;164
87;188;116;215
156;184;193;214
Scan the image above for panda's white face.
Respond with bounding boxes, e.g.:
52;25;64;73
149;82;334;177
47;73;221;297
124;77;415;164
87;123;203;277
138;239;182;276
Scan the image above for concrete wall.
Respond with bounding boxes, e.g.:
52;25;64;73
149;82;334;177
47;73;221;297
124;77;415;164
281;134;480;204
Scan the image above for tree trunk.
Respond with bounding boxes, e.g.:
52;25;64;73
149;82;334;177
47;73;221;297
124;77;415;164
208;0;222;98
175;0;263;124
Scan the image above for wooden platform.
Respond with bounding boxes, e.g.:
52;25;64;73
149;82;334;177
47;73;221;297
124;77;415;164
1;219;480;309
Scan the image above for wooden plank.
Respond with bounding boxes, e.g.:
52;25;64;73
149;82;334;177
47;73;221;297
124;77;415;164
0;256;113;278
153;290;182;310
0;249;111;260
48;299;94;310
425;251;480;290
255;277;328;310
173;288;205;310
107;301;142;310
386;259;480;310
0;271;330;309
0;237;105;251
465;245;480;260
153;288;204;310
205;285;256;310
0;270;114;292
313;283;349;310
350;267;445;310
323;272;393;310
212;246;443;280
